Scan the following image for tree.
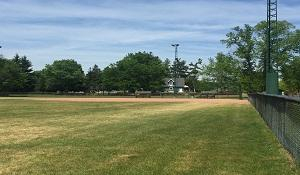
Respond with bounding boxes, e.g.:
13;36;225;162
255;21;298;92
186;58;202;92
42;59;85;92
202;53;241;95
117;52;167;92
0;57;26;93
195;79;217;92
290;30;300;56
282;57;300;94
163;58;172;77
255;21;300;93
102;64;121;92
222;24;257;92
33;70;46;92
11;54;35;92
86;65;102;92
102;52;167;92
255;21;297;71
12;54;33;73
170;58;189;78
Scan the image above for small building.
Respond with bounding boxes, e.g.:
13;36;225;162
163;78;188;93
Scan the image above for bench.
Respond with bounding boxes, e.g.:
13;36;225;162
135;91;152;98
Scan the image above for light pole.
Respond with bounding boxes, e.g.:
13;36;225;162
0;45;2;58
171;44;179;60
266;0;279;95
171;44;179;94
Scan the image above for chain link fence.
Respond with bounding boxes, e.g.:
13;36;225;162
249;93;300;163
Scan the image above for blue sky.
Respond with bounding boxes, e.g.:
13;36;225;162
0;0;299;71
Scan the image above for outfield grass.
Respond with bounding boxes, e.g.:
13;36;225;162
0;99;299;174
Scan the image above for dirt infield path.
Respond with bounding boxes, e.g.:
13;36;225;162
0;97;249;105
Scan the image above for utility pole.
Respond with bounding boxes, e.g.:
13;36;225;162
266;0;279;94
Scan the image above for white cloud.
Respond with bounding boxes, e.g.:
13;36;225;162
0;0;299;71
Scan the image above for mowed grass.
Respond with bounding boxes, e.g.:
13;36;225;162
0;99;299;175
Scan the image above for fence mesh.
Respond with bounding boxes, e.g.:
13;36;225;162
249;93;300;164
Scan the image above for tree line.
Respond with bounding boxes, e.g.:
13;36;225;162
0;52;201;94
1;20;299;95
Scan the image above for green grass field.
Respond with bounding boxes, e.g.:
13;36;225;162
0;99;299;175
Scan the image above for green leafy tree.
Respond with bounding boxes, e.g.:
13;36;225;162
255;21;298;92
202;53;241;95
102;64;121;92
290;30;300;56
220;21;300;94
255;21;297;70
255;21;300;92
86;65;102;92
33;70;46;92
163;58;172;77
11;54;35;92
0;58;26;93
282;57;300;94
186;58;202;92
102;52;167;92
171;58;189;78
42;59;85;92
117;52;167;92
195;79;217;92
222;24;257;92
12;54;33;73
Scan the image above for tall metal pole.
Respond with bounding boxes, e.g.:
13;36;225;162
171;44;179;59
267;0;271;73
0;45;2;58
171;44;180;78
171;44;179;93
266;0;279;94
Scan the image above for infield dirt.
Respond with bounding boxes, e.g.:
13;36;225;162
0;97;249;105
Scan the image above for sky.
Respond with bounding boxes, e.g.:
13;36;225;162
0;0;299;72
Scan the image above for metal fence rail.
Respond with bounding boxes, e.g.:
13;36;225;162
249;93;300;163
